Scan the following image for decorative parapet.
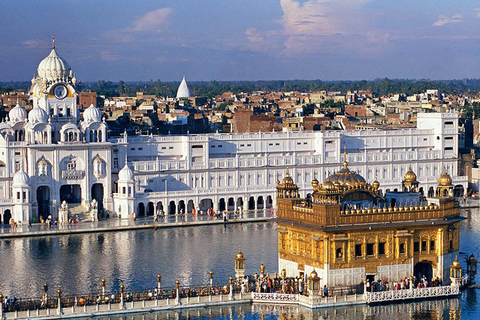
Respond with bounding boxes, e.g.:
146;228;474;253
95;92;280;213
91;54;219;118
365;285;459;304
252;292;299;303
61;169;85;180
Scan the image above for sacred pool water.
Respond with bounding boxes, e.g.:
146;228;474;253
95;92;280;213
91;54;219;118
0;207;479;319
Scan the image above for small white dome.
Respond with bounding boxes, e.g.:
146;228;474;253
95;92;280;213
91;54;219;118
83;104;102;123
37;48;71;82
28;106;48;124
118;163;134;182
9;104;27;123
176;76;191;99
13;170;29;187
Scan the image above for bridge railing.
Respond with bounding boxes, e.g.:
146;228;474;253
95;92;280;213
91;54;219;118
365;285;460;304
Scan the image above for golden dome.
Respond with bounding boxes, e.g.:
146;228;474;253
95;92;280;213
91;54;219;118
322;151;366;188
372;179;380;189
312;179;319;189
452;256;461;268
279;167;295;187
438;170;452;186
309;269;319;279
236;246;244;259
403;166;417;182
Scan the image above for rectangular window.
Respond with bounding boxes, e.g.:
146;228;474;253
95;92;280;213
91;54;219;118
14;152;20;156
445;147;453;150
445;121;454;125
450;240;453;251
355;244;362;257
122;187;126;194
218;145;222;148
138;148;143;150
247;144;252;147
113;158;119;169
367;243;374;256
422;240;427;251
169;147;173;149
414;241;419;252
192;145;203;149
379;242;386;255
17;192;20;200
211;145;215;148
445;137;453;140
399;243;405;254
240;144;245;147
269;143;273;146
130;148;135;150
430;240;435;251
22;191;26;200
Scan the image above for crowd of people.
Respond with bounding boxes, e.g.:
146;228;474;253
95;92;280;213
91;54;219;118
365;275;444;292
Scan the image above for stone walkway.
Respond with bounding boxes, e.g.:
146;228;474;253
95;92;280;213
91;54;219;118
0;211;274;239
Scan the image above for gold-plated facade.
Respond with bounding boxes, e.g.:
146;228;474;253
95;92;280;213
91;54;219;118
276;156;461;287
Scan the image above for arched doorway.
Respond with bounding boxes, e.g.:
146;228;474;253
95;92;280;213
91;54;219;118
187;200;194;213
266;196;273;208
414;261;433;282
257;196;264;209
138;202;145;216
236;197;243;210
199;199;213;212
60;185;81;204
454;185;464;197
219;198;226;212
3;209;11;225
169;201;176;215
228;198;235;211
36;186;50;220
147;202;154;216
428;187;434;197
248;197;255;210
178;200;186;214
91;183;104;217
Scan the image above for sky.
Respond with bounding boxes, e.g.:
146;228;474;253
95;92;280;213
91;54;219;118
0;0;479;82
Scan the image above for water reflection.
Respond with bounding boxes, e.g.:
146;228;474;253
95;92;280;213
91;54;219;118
0;222;278;296
71;298;461;320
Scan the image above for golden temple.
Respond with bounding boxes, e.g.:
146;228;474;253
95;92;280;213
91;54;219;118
276;151;462;288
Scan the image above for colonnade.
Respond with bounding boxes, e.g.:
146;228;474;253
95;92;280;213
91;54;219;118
135;194;275;217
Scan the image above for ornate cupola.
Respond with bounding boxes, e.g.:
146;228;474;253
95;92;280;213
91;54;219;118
276;168;299;199
436;169;453;197
402;166;419;192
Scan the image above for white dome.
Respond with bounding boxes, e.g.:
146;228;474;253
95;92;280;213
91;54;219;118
118;163;134;182
37;47;71;82
28;106;48;124
13;170;29;187
9;104;27;123
83;104;102;123
176;76;191;99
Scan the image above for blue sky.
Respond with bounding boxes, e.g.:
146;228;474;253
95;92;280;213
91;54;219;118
0;0;479;82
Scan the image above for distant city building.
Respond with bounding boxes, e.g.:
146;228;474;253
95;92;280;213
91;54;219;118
0;41;469;226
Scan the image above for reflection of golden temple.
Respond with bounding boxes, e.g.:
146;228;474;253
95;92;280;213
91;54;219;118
276;152;462;288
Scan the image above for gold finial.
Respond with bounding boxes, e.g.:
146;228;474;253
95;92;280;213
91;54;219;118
342;146;348;169
52;35;55;49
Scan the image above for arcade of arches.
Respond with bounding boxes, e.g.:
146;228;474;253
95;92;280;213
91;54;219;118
135;195;274;216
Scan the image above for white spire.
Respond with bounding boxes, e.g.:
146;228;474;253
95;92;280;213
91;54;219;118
176;75;191;99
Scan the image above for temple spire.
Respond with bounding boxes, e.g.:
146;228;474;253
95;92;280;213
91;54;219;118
52;35;55;49
342;145;348;169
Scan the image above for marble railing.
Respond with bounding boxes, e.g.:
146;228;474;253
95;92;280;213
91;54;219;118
252;292;299;302
365;285;459;304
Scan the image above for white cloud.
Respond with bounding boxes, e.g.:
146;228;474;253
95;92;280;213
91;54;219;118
475;9;480;19
245;27;265;43
22;39;47;48
132;8;172;33
433;14;463;27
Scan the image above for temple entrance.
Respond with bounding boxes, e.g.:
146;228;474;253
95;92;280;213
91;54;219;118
91;183;104;216
3;209;11;225
36;186;50;220
414;261;433;282
60;185;81;204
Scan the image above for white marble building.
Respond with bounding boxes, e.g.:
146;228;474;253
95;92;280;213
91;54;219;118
0;43;468;224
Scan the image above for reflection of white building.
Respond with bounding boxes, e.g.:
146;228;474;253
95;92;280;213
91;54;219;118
0;42;469;224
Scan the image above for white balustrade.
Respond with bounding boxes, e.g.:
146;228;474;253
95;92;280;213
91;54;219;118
252;292;299;302
365;286;460;304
